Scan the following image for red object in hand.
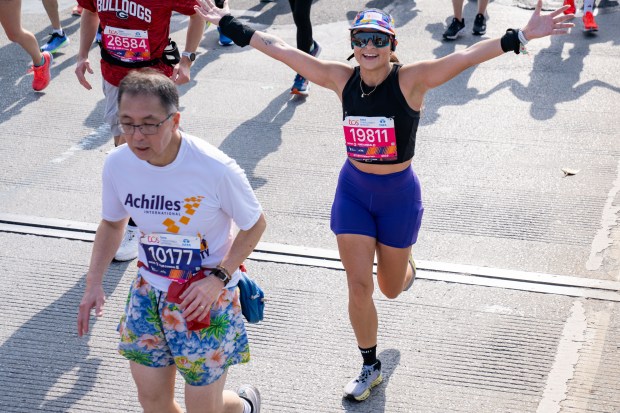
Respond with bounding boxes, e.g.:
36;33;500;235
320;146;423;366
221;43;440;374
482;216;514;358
167;271;211;330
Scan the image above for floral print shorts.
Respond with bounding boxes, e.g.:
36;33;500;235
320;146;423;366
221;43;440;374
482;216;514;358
118;274;250;386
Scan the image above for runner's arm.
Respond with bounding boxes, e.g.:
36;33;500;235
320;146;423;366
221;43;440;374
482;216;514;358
179;213;266;322
77;218;128;336
173;13;206;84
184;13;206;56
75;8;99;89
399;1;573;97
194;0;352;94
218;213;266;277
249;32;352;94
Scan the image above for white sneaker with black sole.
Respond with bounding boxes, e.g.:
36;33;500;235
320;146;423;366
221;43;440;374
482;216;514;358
238;384;261;413
114;226;139;262
343;360;383;401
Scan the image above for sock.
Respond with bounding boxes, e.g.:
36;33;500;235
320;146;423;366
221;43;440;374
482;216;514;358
128;218;137;227
583;0;594;13
241;398;252;413
359;345;377;366
53;28;65;37
34;55;46;67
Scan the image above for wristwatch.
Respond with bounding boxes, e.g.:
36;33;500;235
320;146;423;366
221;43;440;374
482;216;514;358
208;266;230;285
181;51;196;62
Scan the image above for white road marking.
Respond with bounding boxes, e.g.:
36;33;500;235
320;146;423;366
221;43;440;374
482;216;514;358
51;124;110;163
564;304;613;412
536;300;588;413
587;159;620;272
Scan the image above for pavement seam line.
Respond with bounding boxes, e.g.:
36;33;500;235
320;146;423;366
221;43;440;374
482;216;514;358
1;214;620;301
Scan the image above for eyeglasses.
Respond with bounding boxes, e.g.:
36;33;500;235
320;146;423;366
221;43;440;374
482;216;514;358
118;113;174;135
351;32;392;49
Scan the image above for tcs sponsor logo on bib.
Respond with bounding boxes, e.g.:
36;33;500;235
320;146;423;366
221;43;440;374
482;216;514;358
146;234;161;244
97;0;152;22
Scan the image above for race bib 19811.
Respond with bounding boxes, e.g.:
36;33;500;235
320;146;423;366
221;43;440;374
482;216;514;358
343;116;397;161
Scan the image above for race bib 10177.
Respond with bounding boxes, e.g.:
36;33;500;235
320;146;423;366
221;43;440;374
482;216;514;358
140;233;202;282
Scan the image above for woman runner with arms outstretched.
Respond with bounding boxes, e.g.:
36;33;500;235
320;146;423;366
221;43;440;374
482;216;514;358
194;0;574;402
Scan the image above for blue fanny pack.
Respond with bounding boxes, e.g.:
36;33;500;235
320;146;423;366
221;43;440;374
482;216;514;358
237;269;264;323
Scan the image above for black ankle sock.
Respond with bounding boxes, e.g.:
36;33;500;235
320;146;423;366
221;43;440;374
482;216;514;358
359;345;377;366
128;217;136;227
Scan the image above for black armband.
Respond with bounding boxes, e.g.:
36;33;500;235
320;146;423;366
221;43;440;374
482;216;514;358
500;28;521;55
218;14;256;47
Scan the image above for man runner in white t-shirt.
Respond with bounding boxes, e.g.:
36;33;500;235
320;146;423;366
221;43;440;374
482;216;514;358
77;69;266;413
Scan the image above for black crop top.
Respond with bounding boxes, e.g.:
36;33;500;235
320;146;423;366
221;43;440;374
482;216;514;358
342;64;420;164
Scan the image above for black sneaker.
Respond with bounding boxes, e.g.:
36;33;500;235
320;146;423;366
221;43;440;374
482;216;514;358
473;13;487;35
443;17;465;40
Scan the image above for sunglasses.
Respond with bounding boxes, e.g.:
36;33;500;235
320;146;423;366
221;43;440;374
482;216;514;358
351;32;392;49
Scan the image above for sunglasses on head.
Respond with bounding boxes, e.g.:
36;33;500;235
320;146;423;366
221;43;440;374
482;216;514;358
350;32;392;49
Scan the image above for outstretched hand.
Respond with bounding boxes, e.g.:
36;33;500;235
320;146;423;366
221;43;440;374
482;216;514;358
523;0;575;40
194;0;230;25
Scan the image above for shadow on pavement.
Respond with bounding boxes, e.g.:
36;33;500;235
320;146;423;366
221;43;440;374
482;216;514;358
0;261;130;411
218;90;305;189
245;0;302;26
477;31;620;120
0;16;80;123
346;0;418;27
421;1;487;125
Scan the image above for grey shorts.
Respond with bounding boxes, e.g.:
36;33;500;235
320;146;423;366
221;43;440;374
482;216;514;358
103;79;121;137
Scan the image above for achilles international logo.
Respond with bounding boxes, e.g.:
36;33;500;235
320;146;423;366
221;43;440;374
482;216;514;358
162;196;205;234
124;193;181;214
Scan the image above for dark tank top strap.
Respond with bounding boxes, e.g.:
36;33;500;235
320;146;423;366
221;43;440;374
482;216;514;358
342;66;361;100
389;64;421;118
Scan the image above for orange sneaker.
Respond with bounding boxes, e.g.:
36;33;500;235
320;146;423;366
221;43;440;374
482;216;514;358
29;51;53;91
563;0;576;15
72;5;83;16
583;11;599;32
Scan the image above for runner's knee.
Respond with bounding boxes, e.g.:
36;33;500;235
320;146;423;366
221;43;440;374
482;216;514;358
348;278;374;304
379;283;402;300
136;389;176;413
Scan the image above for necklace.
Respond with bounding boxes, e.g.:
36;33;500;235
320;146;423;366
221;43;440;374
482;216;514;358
359;77;378;98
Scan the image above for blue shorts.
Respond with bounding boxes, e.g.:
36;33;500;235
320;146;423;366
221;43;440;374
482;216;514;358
117;274;250;386
330;160;424;248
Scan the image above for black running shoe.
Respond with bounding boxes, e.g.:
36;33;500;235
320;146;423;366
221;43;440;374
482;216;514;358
443;17;465;40
473;13;487;35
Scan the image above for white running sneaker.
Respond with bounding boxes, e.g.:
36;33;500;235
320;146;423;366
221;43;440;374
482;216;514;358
343;360;383;401
403;253;416;292
114;226;139;261
238;384;261;413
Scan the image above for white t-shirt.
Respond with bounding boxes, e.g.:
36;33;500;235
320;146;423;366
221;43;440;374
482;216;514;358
102;132;262;291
